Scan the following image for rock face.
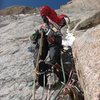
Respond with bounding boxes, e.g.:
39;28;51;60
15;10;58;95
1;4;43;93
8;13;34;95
0;14;61;100
0;14;42;100
60;0;100;30
77;11;100;30
60;1;100;99
73;25;100;100
61;0;100;13
0;1;100;99
0;6;40;15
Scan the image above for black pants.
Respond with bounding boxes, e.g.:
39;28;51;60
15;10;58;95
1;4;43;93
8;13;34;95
33;35;62;67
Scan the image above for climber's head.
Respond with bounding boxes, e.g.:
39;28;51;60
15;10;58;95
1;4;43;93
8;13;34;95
40;5;50;16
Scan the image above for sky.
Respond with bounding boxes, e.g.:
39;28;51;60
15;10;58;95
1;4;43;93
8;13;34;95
0;0;70;10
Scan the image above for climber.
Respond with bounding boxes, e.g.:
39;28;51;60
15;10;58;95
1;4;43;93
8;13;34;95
31;5;70;86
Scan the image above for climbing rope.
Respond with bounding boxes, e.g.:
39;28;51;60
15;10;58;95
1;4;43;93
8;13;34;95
41;74;46;99
33;31;44;100
56;69;83;100
53;51;67;100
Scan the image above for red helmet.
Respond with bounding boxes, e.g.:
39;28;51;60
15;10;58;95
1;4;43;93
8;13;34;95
40;6;69;27
40;6;50;16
